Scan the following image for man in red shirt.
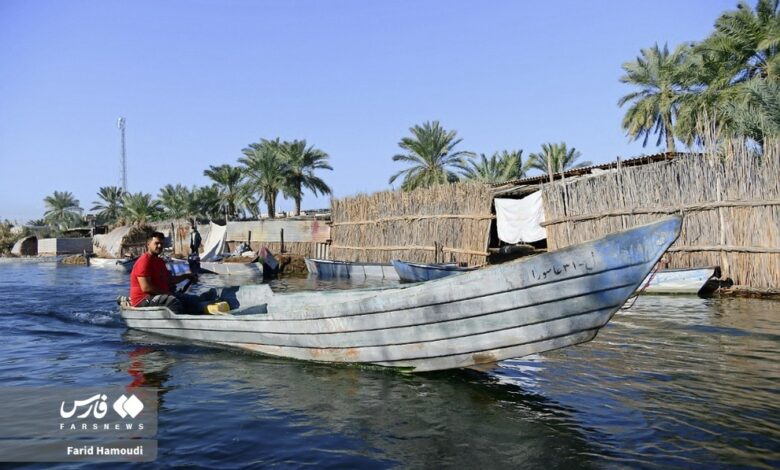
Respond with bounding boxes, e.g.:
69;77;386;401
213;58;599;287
130;232;199;314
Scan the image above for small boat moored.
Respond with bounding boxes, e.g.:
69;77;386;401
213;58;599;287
639;266;721;296
391;259;476;283
89;257;136;273
305;258;400;280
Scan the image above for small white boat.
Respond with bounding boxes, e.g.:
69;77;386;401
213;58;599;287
120;217;682;372
200;260;263;276
89;257;136;273
305;258;400;280
639;267;720;295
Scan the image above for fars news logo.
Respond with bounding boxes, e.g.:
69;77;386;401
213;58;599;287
59;393;146;431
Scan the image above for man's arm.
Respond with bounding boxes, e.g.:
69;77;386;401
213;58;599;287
171;273;197;285
137;276;172;296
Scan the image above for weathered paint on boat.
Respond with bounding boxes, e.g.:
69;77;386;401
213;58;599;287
305;258;399;280
391;259;475;283
121;216;682;372
639;267;718;295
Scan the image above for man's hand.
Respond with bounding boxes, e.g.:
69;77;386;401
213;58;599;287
171;273;198;285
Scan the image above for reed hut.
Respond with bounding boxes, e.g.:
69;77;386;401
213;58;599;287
538;141;779;293
11;235;37;256
330;182;495;266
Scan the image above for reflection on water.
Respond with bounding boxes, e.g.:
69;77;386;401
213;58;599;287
1;263;779;468
120;330;598;468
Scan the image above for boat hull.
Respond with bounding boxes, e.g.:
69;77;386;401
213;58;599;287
122;216;682;372
305;258;399;280
639;267;718;295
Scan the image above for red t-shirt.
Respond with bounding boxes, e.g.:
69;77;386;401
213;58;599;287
130;253;172;306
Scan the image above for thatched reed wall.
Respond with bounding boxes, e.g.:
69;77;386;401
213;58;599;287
330;182;495;266
541;140;780;291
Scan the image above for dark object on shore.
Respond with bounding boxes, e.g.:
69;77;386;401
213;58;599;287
260;246;279;280
62;254;89;265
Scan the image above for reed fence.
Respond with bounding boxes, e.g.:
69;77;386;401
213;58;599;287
330;182;495;266
541;139;780;290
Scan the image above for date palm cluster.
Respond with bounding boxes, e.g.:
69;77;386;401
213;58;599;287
391;1;778;192
42;139;333;228
619;0;779;150
389;121;591;192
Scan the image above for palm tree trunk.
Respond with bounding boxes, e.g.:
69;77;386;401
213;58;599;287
664;113;676;153
266;194;276;218
295;197;301;216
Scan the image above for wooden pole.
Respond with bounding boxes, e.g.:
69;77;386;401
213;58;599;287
716;171;730;276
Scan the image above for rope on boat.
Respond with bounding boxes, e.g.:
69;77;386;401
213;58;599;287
621;262;663;310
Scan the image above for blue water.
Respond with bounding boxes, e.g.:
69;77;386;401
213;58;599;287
1;262;779;469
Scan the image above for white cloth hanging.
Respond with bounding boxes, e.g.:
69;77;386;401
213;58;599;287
495;191;547;244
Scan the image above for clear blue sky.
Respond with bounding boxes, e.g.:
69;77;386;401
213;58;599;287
0;0;737;223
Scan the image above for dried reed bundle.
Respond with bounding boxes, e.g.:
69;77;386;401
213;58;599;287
330;182;494;265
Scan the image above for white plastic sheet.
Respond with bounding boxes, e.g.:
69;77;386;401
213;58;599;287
92;226;133;258
495;192;547;244
200;222;227;261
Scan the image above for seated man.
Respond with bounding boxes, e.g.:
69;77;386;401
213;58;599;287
130;232;201;314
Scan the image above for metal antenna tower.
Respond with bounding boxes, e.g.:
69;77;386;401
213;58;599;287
117;117;127;192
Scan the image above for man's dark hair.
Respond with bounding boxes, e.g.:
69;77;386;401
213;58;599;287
147;231;166;242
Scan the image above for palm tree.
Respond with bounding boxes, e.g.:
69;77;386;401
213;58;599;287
90;186;124;225
679;0;780;144
26;218;48;227
192;185;223;221
698;0;779;85
43;190;83;229
723;77;780;142
388;121;475;191
461;150;525;183
158;184;194;220
203;164;245;221
239;140;286;218
280;140;333;216
122;192;161;225
526;143;592;175
618;43;695;152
